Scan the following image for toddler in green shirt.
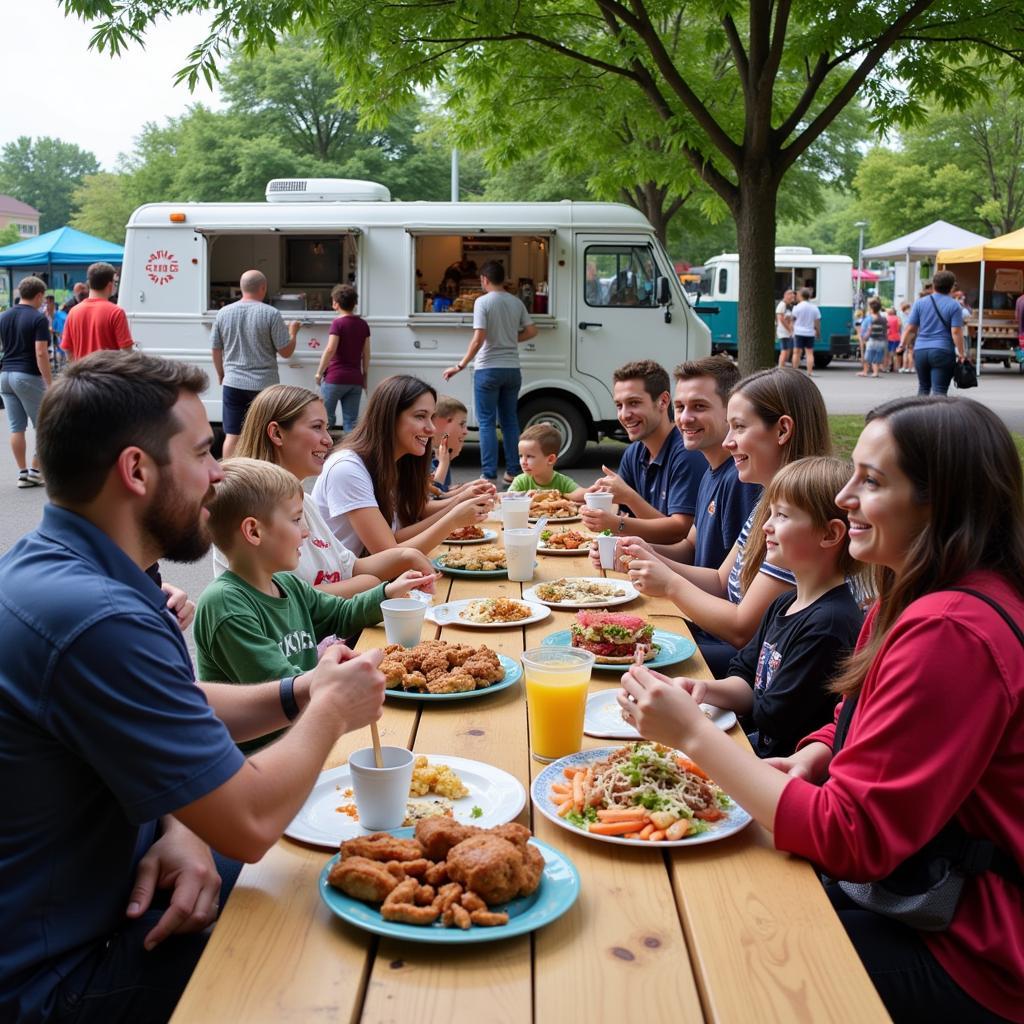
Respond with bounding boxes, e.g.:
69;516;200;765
509;423;587;500
195;458;437;747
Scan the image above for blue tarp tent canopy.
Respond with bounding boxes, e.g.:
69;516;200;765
0;226;123;304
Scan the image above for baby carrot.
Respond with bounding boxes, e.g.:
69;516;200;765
589;820;646;836
572;770;585;812
556;799;574;817
638;824;655;840
623;832;642;840
648;830;667;842
675;757;709;781
597;808;651;822
551;783;571;795
563;767;582;779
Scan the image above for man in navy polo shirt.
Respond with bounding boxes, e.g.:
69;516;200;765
580;359;705;544
0;351;387;1024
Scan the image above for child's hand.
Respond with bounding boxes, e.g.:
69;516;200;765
385;570;442;599
673;675;709;706
161;583;195;631
620;542;674;598
617;665;709;749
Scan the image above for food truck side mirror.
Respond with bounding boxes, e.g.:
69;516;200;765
656;276;671;305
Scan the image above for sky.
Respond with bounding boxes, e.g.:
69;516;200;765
0;0;222;169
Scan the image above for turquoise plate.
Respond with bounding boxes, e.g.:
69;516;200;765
319;828;580;943
431;555;508;580
540;628;697;672
385;653;522;701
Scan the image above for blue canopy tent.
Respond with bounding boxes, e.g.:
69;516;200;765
0;226;124;305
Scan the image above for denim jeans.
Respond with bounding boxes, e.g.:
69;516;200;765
915;347;956;396
0;370;46;434
473;367;522;479
320;382;362;431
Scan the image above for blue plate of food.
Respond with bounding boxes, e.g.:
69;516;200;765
432;547;509;579
541;611;697;671
382;645;523;701
319;824;579;943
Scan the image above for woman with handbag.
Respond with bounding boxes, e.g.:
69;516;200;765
619;396;1024;1023
898;271;967;395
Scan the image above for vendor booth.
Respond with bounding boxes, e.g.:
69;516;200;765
937;227;1024;375
0;226;124;306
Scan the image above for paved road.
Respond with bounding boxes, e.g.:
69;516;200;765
1;358;1019;631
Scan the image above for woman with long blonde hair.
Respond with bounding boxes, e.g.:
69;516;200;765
622;367;831;674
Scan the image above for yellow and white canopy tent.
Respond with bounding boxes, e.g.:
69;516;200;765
938;227;1024;376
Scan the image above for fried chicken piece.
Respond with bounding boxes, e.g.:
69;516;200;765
414;885;436;906
420;651;451;683
379;658;410;688
425;861;449;886
340;833;424;863
415;817;480;861
460;891;487;913
517;843;545;897
463;651;505;687
426;670;477;694
445;644;474;667
382;877;419;906
386;857;430;879
327;856;399;903
445;835;525;905
469;909;510;927
402;671;427;692
381;902;441;925
431;882;464;914
442;903;472;930
489;822;531;850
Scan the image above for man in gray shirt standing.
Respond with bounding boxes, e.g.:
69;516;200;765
211;269;299;458
443;261;536;483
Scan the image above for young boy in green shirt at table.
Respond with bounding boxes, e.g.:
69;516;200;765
509;423;587;500
194;458;437;747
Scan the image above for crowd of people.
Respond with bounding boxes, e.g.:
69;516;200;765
0;258;1022;1024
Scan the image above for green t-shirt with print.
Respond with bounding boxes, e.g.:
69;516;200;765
509;470;579;494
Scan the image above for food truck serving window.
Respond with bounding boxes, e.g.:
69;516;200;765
411;232;552;315
206;231;359;312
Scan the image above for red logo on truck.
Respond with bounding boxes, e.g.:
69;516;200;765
145;250;179;286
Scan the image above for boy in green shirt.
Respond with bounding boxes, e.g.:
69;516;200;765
509;423;587;500
195;458;437;746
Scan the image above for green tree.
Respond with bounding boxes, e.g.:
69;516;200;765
68;172;139;244
0;136;99;231
60;0;1024;371
0;224;21;248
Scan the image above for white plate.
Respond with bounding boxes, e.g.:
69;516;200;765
285;755;526;848
444;528;499;545
523;577;639;609
426;598;551;628
536;533;597;555
532;747;751;848
583;688;738;739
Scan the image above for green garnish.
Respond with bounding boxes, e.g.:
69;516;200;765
470;805;483;818
600;529;613;536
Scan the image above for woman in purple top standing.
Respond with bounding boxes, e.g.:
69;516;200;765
315;284;371;431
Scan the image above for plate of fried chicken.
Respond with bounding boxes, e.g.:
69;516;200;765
320;818;579;942
379;640;522;700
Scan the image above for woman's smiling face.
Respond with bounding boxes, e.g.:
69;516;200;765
723;393;790;486
395;391;437;458
836;418;930;572
274;400;332;480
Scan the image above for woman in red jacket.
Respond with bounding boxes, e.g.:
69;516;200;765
620;396;1024;1024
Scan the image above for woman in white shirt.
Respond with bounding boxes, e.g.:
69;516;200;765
215;384;434;597
312;374;493;556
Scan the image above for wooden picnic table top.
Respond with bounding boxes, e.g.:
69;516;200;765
171;523;888;1024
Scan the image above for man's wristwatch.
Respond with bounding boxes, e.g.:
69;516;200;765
279;675;301;721
617;514;626;533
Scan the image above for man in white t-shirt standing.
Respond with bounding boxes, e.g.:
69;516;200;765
790;287;821;376
443;261;537;484
775;289;796;368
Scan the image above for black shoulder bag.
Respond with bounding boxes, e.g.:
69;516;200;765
929;294;977;389
832;587;1023;931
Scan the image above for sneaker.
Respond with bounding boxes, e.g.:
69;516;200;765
17;471;32;489
27;468;44;486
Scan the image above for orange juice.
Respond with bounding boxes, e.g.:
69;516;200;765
522;648;595;762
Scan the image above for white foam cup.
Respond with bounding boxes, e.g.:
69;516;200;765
504;528;539;582
380;598;427;647
500;493;531;530
597;534;618;570
348;746;415;830
585;491;615;513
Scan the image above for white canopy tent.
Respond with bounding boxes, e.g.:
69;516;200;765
861;221;988;306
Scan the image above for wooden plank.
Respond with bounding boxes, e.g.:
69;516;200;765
358;573;535;1023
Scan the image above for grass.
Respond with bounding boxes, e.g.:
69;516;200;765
829;414;1024;464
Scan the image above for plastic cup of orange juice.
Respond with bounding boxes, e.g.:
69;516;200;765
521;646;596;763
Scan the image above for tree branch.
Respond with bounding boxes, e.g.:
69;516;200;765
721;13;751;94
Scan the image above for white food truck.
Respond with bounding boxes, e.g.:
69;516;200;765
121;179;710;462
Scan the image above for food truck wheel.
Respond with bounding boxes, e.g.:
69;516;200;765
519;396;588;466
814;352;833;369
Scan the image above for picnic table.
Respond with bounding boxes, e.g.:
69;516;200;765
171;520;889;1024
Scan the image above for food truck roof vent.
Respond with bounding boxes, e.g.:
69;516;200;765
265;178;392;203
774;245;813;256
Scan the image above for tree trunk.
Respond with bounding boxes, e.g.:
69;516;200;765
733;165;779;375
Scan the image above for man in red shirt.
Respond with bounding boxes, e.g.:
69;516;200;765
61;263;133;361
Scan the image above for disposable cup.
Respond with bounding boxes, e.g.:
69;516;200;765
522;647;596;762
504;528;539;582
597;534;618;570
500;493;532;530
348;746;415;830
380;598;427;647
584;491;615;513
